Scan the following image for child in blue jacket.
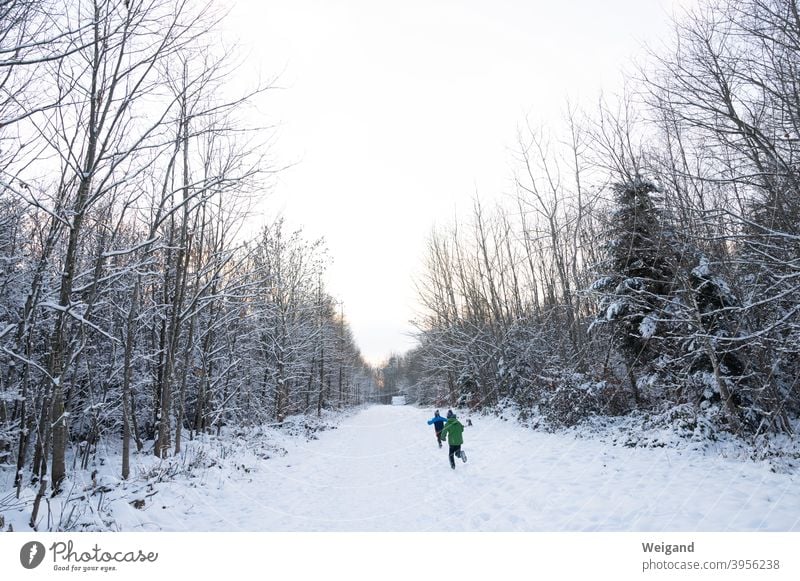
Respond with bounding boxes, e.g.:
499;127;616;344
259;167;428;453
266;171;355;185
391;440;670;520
426;410;447;448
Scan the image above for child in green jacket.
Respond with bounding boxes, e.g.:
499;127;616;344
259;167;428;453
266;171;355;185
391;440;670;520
439;410;467;469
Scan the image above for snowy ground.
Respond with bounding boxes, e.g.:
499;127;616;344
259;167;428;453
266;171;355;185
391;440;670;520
2;404;799;531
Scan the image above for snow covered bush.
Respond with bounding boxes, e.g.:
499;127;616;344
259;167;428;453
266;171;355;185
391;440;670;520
539;381;599;428
643;403;725;443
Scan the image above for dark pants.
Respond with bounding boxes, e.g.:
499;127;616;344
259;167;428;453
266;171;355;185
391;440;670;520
434;426;444;446
448;444;462;468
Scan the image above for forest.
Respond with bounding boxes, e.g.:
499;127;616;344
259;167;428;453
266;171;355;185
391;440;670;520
387;0;800;443
2;0;800;532
0;0;375;528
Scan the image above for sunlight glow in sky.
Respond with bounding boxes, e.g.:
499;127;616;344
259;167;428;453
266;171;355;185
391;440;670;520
226;0;692;365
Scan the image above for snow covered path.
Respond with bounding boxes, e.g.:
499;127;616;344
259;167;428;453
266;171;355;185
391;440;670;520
117;405;800;531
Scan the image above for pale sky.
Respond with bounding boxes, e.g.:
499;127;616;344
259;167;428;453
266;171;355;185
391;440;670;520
226;0;690;365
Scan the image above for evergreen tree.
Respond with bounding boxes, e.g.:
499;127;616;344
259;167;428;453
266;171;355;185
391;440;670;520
590;177;676;403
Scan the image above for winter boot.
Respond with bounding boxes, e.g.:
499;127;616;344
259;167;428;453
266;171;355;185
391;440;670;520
461;450;467;463
449;456;456;469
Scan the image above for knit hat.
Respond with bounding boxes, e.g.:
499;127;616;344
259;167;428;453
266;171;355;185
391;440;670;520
447;410;455;418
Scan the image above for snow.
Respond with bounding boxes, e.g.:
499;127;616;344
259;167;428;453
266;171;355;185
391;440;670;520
590;276;614;291
605;300;624;320
692;258;712;278
639;314;657;339
0;323;15;340
2;405;798;532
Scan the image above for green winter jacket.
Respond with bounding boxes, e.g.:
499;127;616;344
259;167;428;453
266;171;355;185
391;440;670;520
439;417;464;446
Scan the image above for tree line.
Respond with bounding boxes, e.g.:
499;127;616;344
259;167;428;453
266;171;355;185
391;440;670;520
0;0;374;528
396;0;799;439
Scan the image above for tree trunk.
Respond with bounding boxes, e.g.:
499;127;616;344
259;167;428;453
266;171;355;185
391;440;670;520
122;277;140;480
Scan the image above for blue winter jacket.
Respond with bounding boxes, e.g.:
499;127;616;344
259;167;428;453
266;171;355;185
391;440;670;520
427;415;446;429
